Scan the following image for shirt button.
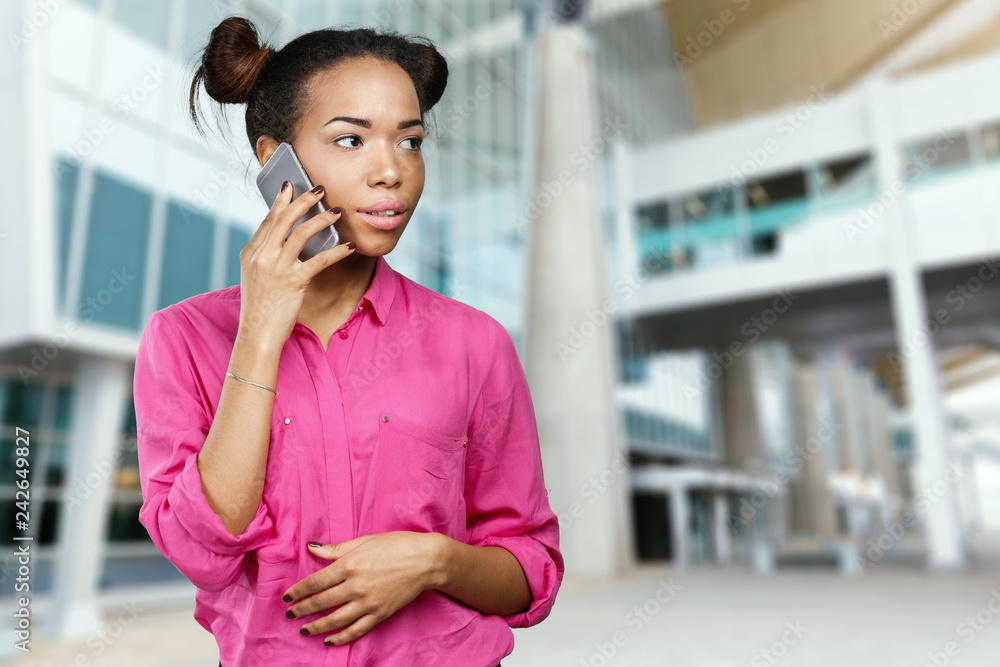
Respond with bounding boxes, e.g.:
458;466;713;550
382;415;389;423
284;418;291;425
339;329;349;340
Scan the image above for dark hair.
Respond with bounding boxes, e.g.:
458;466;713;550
188;16;448;156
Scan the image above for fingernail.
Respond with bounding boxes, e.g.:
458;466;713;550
285;609;296;619
307;541;322;548
282;594;292;603
324;640;335;647
332;207;341;214
300;627;310;636
280;180;290;192
346;242;356;250
310;185;324;195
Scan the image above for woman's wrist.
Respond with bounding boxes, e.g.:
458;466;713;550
424;532;455;591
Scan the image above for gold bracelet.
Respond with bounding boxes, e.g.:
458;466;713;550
226;371;277;396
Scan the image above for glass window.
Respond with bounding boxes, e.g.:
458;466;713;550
53;385;74;430
226;224;252;287
73;0;99;10
181;0;221;61
82;169;151;330
112;0;172;49
53;157;80;309
297;0;328;28
158;201;215;310
902;131;972;180
2;381;45;428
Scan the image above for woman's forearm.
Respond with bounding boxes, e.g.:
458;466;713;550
428;534;533;616
196;333;282;536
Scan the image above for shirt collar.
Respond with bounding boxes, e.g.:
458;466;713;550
360;255;396;326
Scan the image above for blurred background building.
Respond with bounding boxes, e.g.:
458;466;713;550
1;0;999;654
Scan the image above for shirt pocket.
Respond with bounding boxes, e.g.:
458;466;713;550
370;412;467;538
252;407;303;567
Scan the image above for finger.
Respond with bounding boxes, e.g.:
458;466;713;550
298;600;365;638
282;206;343;260
286;577;351;619
263;184;328;252
299;240;358;276
322;613;380;646
283;564;347;604
246;180;292;256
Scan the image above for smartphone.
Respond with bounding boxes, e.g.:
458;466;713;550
256;142;339;261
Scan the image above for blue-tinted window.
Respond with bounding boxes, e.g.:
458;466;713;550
2;381;44;427
53;385;74;430
113;0;172;48
54;157;80;312
226;224;252;287
158;201;214;309
81;170;151;330
73;0;99;10
181;0;222;60
297;0;327;27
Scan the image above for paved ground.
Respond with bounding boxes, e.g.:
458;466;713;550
6;531;1000;667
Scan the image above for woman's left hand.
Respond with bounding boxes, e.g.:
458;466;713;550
282;531;444;645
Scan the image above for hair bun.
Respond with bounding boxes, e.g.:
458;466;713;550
413;40;448;112
192;16;274;107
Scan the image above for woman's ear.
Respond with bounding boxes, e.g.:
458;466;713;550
256;135;280;168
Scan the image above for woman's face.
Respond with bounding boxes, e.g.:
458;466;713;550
258;56;425;257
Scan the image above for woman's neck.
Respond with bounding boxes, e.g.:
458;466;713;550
301;252;379;318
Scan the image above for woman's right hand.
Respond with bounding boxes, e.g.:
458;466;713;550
236;182;356;352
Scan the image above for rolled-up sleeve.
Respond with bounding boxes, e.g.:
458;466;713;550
464;315;564;628
134;309;275;593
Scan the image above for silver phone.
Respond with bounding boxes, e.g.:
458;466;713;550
256;142;339;261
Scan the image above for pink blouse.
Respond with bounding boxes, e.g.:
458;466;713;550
133;255;563;666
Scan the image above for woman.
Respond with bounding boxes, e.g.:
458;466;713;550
133;15;563;667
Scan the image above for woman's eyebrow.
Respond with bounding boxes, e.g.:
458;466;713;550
324;116;423;130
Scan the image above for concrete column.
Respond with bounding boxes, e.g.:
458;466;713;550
864;78;964;570
522;20;633;575
719;345;764;471
713;491;733;565
789;363;838;541
48;356;130;639
668;486;689;569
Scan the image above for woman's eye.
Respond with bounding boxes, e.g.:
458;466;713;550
402;137;422;150
335;135;361;148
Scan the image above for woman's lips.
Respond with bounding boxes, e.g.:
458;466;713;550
358;210;404;230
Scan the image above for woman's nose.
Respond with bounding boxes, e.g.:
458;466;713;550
367;145;402;188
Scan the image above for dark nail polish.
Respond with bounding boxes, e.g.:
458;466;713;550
286;609;296;619
346;242;356;250
310;185;324;195
300;628;311;636
280;180;290;193
332;207;341;214
307;541;322;548
282;594;292;603
324;640;335;647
